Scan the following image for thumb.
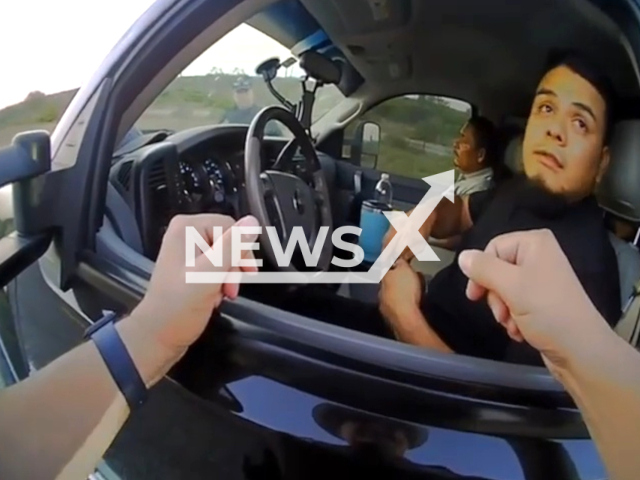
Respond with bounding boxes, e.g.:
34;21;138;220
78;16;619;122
195;215;261;275
458;249;520;301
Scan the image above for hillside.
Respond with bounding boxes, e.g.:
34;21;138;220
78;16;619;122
0;89;75;146
0;73;466;178
0;74;321;145
0;89;76;129
136;74;343;132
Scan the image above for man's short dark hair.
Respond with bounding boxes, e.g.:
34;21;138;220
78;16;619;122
542;50;617;145
467;116;496;153
467;116;498;163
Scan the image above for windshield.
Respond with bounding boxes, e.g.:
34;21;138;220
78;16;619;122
131;23;345;140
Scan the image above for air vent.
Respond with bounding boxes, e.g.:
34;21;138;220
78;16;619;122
148;161;166;189
117;161;133;190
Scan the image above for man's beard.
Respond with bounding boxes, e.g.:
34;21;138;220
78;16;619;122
515;174;572;219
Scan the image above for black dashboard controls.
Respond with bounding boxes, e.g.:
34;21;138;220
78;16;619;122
163;150;191;214
114;142;181;258
111;126;326;260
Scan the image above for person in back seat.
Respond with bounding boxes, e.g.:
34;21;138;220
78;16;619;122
380;50;621;365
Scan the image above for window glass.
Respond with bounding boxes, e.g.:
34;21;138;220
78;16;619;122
131;23;345;143
344;94;472;178
0;90;64;149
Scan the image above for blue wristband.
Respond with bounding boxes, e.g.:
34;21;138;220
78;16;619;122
84;311;148;410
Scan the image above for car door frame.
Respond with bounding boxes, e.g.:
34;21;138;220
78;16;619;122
0;0;254;383
29;0;260;300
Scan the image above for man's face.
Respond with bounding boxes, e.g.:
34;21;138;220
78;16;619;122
522;65;610;200
453;123;485;173
233;88;254;109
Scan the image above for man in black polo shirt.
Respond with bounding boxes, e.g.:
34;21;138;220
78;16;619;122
379;52;621;365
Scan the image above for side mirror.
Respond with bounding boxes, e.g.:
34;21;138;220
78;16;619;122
0;130;53;289
351;121;381;168
0;130;51;188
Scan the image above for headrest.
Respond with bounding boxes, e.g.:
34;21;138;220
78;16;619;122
503;133;524;173
597;120;640;222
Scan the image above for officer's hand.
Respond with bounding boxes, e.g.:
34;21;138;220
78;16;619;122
457;229;610;371
133;214;260;358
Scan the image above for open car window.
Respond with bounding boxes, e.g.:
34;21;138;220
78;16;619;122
132;23;345;139
343;94;472;179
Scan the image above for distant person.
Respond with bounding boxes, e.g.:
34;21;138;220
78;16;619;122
221;76;282;136
430;115;505;250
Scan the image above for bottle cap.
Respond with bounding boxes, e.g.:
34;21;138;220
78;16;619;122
381;173;389;180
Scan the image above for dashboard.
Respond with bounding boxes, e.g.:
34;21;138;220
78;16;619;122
108;125;295;257
177;147;242;216
180;156;231;204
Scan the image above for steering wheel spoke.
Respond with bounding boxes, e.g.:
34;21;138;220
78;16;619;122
245;106;334;273
259;171;276;196
260;172;287;242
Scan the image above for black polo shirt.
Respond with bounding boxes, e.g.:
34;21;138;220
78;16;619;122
422;174;621;366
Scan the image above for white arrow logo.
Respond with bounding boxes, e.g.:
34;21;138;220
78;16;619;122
186;170;456;284
361;169;455;283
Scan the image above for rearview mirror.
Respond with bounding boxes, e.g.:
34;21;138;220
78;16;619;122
299;51;342;85
351;121;381;168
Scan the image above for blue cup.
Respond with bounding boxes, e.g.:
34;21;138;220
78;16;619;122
358;200;392;263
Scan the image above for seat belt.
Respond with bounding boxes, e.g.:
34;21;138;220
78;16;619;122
618;280;640;347
630;281;640;345
618;226;640;347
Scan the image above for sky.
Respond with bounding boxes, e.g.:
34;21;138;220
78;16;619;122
0;0;292;110
0;0;152;108
0;0;468;111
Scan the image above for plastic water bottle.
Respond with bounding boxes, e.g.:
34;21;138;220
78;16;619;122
374;173;393;208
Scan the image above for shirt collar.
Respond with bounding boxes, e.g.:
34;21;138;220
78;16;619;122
458;167;493;181
510;174;601;219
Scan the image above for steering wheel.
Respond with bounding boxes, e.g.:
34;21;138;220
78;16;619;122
245;106;333;273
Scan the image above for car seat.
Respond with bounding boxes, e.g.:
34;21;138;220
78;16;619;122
597;120;640;346
502;132;524;173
